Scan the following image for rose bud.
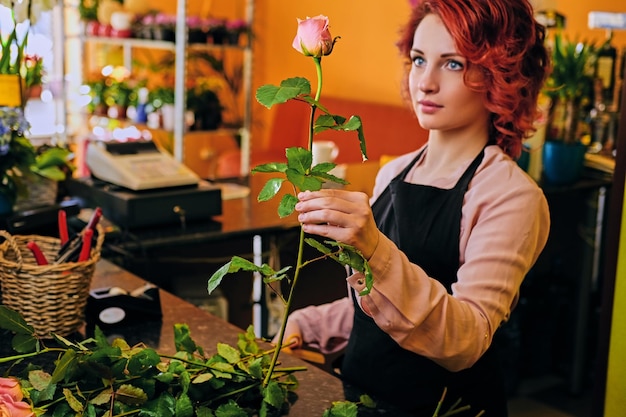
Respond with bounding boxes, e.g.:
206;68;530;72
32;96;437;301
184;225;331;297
292;15;337;57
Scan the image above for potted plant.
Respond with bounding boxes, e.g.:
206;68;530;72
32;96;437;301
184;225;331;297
542;32;598;185
186;84;223;131
22;54;45;101
0;107;73;215
225;18;249;46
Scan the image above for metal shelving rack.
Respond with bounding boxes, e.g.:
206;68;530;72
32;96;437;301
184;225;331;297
60;0;254;177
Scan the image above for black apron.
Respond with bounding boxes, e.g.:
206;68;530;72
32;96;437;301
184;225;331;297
340;149;508;416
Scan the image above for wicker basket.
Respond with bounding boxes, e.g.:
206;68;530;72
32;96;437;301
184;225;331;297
0;226;104;337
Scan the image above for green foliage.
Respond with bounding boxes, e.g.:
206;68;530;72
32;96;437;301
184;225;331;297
0;307;305;417
544;32;597;105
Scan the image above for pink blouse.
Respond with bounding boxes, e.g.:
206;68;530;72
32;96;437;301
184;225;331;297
287;144;550;371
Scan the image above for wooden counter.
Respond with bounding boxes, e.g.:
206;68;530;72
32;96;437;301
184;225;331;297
91;259;345;416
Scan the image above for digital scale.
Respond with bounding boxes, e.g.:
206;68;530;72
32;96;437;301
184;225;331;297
86;139;200;191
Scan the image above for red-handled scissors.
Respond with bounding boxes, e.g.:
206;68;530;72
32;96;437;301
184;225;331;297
58;210;69;245
77;229;93;262
27;241;49;265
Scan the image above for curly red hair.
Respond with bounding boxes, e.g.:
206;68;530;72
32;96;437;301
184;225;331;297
397;0;549;158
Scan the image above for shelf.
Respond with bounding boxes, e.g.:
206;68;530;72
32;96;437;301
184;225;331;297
81;35;249;52
61;0;254;178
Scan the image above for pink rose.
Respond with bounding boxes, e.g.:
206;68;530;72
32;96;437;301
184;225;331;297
0;378;23;402
292;15;335;58
0;393;34;417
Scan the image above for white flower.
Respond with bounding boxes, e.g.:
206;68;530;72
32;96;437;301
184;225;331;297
5;0;59;24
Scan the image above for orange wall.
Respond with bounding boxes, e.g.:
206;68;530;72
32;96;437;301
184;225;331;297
247;1;626;148
172;0;626;153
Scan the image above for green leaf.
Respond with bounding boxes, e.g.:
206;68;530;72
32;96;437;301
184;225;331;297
255;77;311;108
174;324;197;354
127;348;161;374
192;373;214;384
179;370;191;393
217;343;241;364
116;383;148;405
51;349;76;384
248;358;263;379
251;161;288;173
11;333;37;353
28;369;52;390
360;394;377;408
304;238;332;254
277;193;298;218
175;392;194;417
63;388;84;413
324;400;359;417
215;400;248;417
0;305;35;335
209;257;285;294
89;388;113;406
285;147;312;172
263;380;286;409
257;177;285;202
196;406;215;417
285;168;323;192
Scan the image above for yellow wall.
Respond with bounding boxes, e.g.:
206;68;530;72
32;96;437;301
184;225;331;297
605;184;626;417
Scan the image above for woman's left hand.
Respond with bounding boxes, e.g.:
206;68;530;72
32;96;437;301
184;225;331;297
295;189;379;259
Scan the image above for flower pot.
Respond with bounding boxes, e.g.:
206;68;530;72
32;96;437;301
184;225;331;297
542;141;587;185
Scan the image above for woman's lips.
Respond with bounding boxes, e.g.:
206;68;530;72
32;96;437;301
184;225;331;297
418;100;442;114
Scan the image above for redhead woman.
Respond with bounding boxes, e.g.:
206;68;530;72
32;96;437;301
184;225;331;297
278;0;551;415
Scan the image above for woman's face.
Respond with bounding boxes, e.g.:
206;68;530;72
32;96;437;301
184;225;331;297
408;14;489;136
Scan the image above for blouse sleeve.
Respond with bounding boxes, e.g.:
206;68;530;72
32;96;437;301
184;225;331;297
348;157;550;372
287;295;355;355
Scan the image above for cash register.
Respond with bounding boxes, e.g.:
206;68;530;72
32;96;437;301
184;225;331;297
65;139;222;229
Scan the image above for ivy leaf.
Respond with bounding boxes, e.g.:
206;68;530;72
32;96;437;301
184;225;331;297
0;306;35;335
277;193;298;218
255;77;311;108
257;177;285;202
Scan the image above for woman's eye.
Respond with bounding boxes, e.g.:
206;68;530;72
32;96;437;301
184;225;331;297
446;60;464;71
411;55;425;66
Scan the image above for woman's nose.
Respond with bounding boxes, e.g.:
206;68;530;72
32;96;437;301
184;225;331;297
417;67;438;93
